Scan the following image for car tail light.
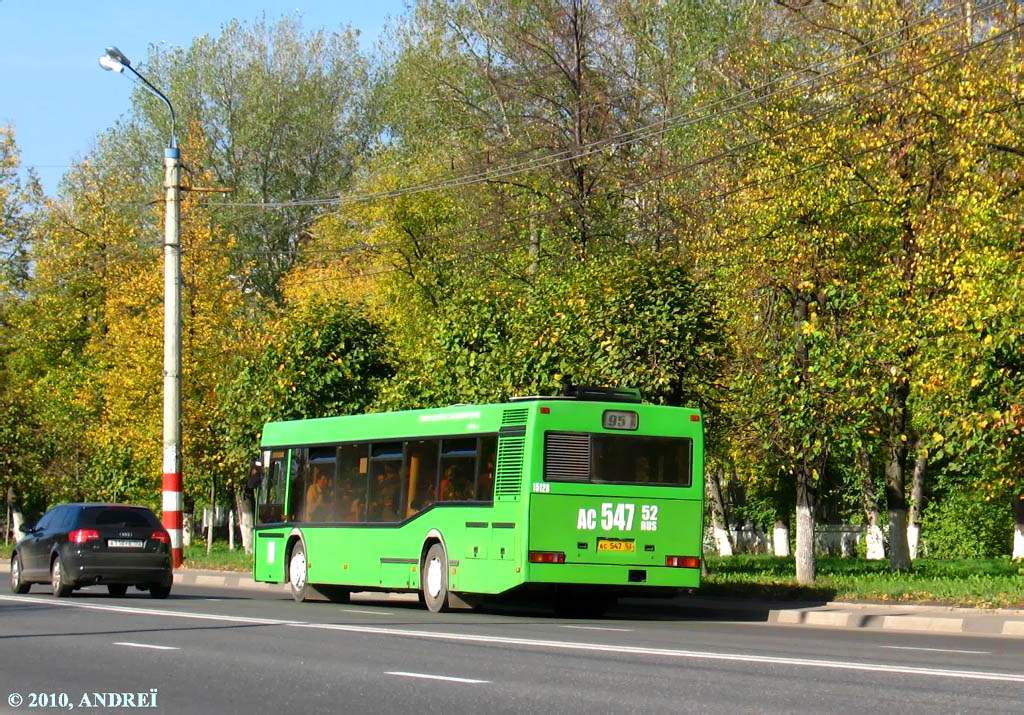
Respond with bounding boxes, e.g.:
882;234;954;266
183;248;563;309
665;555;700;568
528;551;566;564
150;530;171;544
69;529;100;544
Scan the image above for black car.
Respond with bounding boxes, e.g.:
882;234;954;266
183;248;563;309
10;503;173;598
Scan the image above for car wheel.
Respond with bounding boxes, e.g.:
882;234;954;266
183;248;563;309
51;557;72;598
149;584;171;599
10;554;30;594
421;543;449;613
107;584;129;597
288;542;309;602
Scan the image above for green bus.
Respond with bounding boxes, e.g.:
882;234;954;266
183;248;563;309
252;386;704;614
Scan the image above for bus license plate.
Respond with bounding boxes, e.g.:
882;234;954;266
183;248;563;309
108;539;144;548
596;538;635;553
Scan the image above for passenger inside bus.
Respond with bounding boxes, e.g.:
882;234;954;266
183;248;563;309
305;472;331;521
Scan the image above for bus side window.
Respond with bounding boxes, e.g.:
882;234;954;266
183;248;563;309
306;447;336;522
336;444;368;522
257;451;287;524
405;440;439;517
476;436;497;501
368;442;403;523
287;448;308;522
439;438;476;502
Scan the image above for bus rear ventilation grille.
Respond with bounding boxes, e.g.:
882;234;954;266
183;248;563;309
501;408;529;426
544;433;590;482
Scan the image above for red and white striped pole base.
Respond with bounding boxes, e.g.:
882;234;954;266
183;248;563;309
162;471;183;568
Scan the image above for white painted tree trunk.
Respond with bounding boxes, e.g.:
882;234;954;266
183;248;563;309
229;509;236;551
866;524;886;560
888;508;911;571
236;490;255;555
12;507;25;542
907;524;921;560
773;521;790;557
907;447;926;561
714;526;734;556
795;504;815;585
1013;494;1024;561
182;513;193;547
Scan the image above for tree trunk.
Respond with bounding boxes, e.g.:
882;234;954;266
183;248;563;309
229;509;236;551
207;478;215;556
1013;492;1024;561
706;467;733;556
884;380;912;571
907;442;926;560
235;488;255;555
773;519;791;557
793;291;816;584
859;449;885;560
182;513;193;547
10;488;24;542
795;469;816;585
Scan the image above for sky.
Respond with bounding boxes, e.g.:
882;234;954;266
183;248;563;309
0;0;406;196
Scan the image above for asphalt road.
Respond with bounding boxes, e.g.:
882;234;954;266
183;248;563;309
1;582;1022;714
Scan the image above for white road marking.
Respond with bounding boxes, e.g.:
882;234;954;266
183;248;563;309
340;608;394;615
387;671;489;684
3;595;1022;684
114;642;179;651
880;645;990;655
561;625;633;632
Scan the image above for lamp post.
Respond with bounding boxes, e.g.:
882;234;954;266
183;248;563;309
100;46;183;567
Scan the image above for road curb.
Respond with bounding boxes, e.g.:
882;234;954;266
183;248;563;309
3;560;1021;637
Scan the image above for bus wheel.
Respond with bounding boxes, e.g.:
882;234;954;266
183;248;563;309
288;542;309;602
421;543;450;613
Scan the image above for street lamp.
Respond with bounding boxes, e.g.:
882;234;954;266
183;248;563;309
100;46;183;568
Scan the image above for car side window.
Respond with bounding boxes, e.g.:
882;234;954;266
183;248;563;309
62;507;81;532
33;508;58;533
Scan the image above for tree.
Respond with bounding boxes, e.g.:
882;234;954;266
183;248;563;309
696;0;1023;577
97;15;376;303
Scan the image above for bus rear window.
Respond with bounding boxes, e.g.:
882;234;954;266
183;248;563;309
544;432;692;487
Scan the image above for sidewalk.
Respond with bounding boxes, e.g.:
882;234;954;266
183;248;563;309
5;559;1019;637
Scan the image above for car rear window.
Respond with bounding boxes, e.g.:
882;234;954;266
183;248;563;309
78;507;160;529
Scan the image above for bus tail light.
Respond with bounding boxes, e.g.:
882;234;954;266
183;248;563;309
665;555;700;568
529;551;566;564
69;529;100;544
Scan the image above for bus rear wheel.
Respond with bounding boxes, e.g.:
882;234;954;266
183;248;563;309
421;543;450;613
288;542;309;602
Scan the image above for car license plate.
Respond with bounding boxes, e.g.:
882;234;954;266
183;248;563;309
108;539;144;548
596;538;635;553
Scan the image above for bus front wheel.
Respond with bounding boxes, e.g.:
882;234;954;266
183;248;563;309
288;542;309;603
421;543;450;613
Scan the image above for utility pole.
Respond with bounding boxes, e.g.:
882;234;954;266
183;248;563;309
163;141;183;568
101;46;183;567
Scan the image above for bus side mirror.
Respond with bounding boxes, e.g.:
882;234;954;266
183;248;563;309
19;523;34;534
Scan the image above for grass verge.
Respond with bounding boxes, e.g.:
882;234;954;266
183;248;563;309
182;542;252;572
703;554;1024;608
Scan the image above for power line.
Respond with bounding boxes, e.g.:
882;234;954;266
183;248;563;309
207;0;1011;210
188;16;1018;266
